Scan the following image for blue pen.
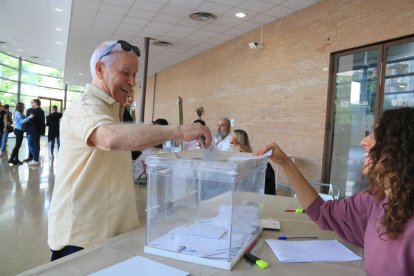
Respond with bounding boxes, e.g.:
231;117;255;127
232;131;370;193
278;235;318;240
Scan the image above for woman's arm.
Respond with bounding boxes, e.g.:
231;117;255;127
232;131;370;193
256;143;319;208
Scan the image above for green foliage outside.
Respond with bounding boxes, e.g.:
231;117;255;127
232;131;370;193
0;51;80;107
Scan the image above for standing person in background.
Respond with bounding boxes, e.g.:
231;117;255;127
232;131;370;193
9;102;33;165
231;129;276;195
257;107;414;275
46;105;62;160
0;102;7;157
213;118;232;152
23;107;33;162
193;106;205;125
1;104;13;156
47;40;212;261
26;99;45;166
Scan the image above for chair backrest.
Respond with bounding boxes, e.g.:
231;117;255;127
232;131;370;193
292;181;342;200
309;181;341;200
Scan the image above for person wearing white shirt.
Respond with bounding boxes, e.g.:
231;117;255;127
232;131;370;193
213;118;232;152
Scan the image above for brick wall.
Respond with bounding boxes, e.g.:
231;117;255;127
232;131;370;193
136;0;414;182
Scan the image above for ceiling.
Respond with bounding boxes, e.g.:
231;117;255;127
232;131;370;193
0;0;320;86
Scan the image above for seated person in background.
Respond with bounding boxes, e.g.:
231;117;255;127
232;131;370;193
132;118;169;182
231;129;276;195
193;106;205;125
256;107;414;276
184;119;206;150
213;117;232;151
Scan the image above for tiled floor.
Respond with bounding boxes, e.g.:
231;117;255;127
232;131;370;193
0;137;147;276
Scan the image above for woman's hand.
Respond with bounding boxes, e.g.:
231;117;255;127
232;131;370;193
255;142;289;165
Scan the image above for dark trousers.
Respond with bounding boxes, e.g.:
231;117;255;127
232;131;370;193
10;129;24;162
51;245;84;261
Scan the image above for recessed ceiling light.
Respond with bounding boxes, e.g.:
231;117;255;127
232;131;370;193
189;12;217;22
56;41;62;44
153;40;173;47
235;12;246;18
17;49;23;52
55;8;63;12
78;73;83;76
56;27;62;31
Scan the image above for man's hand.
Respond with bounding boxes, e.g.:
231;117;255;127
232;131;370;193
178;123;212;148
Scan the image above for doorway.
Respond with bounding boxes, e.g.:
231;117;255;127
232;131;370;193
325;36;414;197
39;97;63;118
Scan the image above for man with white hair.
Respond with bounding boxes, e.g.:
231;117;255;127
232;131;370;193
47;40;212;260
214;117;232;151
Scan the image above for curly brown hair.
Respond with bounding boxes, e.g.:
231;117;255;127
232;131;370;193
367;107;414;239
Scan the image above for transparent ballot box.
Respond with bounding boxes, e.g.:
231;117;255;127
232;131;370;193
144;151;268;270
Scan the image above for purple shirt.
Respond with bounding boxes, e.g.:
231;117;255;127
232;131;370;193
307;191;414;276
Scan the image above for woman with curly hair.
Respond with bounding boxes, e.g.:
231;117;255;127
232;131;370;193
257;107;414;276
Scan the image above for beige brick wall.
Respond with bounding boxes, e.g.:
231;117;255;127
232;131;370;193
137;0;414;182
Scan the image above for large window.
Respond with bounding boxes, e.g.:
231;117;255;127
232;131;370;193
0;52;19;105
325;36;414;197
0;51;82;110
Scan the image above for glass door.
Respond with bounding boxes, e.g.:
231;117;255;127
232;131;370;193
39;97;63;118
326;36;414;198
327;47;381;197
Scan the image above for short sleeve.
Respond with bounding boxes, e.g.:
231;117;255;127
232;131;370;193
63;96;117;145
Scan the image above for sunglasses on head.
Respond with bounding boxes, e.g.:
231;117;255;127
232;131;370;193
98;40;141;60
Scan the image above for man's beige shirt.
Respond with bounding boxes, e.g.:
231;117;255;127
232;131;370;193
48;84;139;250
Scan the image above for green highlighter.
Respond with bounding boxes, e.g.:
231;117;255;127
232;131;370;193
244;252;270;269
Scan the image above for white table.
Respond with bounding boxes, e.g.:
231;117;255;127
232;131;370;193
19;196;365;276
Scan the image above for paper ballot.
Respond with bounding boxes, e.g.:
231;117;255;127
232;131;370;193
266;239;361;263
89;256;189;276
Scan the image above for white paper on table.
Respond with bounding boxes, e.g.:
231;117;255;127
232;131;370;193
266;239;362;263
89;256;189;276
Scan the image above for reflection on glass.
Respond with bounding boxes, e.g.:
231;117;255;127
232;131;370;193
383;41;414;109
330;50;378;197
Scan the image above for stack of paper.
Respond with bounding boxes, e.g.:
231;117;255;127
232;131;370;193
266;239;361;263
149;205;260;259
